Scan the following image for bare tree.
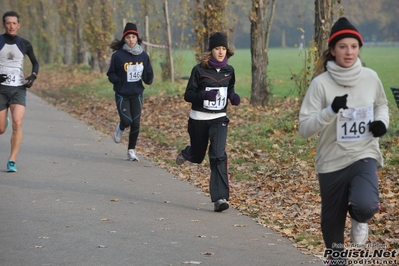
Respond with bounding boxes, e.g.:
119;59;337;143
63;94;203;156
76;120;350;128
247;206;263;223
314;0;345;66
85;0;115;72
163;0;174;82
193;0;229;58
249;0;276;106
57;1;87;65
314;0;333;59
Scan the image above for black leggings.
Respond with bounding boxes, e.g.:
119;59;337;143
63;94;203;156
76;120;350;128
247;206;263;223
318;158;379;252
115;93;142;150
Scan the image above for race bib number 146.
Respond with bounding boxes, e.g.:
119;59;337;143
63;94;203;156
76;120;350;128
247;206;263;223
127;64;143;82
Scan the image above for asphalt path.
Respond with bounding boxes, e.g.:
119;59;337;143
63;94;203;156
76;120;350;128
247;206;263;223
0;92;323;266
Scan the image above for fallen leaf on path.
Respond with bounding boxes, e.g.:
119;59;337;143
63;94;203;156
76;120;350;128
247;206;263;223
233;224;247;227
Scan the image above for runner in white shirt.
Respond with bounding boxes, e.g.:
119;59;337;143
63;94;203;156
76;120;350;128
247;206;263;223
299;17;389;265
0;11;39;172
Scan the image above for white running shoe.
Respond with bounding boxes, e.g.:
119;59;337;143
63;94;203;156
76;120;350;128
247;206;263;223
113;122;124;143
127;149;139;161
350;217;369;245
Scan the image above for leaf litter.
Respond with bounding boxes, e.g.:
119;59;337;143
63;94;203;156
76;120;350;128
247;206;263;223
31;68;399;260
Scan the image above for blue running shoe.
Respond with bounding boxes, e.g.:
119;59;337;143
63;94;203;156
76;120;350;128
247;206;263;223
5;117;9;129
7;160;17;172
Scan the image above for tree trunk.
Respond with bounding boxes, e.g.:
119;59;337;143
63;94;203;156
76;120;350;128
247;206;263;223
281;29;286;48
64;32;73;65
163;0;174;82
145;16;151;55
314;0;333;58
77;28;88;65
249;0;276;106
90;51;101;72
265;1;276;52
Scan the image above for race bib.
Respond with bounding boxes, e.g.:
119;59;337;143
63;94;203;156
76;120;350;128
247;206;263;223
0;67;21;86
127;64;143;82
203;87;228;110
336;105;374;142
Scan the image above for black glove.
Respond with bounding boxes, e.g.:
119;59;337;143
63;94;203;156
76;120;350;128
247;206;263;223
145;71;154;84
331;94;348;113
0;74;7;83
23;74;37;88
229;93;241;106
369;120;387;137
202;89;218;101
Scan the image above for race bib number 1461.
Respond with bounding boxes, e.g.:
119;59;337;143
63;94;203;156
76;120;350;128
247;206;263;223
336;105;374;142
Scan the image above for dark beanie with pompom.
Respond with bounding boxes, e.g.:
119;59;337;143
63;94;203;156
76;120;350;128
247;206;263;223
328;17;363;47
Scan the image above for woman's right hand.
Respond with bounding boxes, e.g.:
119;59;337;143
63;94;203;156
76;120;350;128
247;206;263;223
202;89;218;101
331;94;348;113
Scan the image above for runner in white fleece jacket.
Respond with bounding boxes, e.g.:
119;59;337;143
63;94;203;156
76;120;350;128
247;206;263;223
299;17;389;265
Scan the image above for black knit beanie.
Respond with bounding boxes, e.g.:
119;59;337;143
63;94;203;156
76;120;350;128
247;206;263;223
328;17;363;47
208;32;228;51
122;23;139;39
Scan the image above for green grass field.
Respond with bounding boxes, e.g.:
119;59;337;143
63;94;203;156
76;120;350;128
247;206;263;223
90;47;399;102
143;46;399;103
73;46;399;113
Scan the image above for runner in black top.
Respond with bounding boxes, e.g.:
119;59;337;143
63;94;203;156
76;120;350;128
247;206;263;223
176;32;241;212
0;11;39;172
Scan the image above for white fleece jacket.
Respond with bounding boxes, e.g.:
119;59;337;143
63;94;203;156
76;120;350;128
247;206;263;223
299;58;389;173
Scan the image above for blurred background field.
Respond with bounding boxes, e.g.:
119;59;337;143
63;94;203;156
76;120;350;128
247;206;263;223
87;46;399;107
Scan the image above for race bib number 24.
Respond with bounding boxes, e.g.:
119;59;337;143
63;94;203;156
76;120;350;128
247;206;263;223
0;67;20;86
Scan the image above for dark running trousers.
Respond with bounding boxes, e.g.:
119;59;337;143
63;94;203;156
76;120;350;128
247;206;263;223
318;158;379;252
181;116;230;202
115;93;142;150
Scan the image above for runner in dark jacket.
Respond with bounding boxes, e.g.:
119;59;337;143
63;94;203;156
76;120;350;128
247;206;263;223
107;22;153;162
176;32;241;212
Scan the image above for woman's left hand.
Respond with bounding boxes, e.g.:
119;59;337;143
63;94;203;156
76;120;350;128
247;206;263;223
229;93;240;106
